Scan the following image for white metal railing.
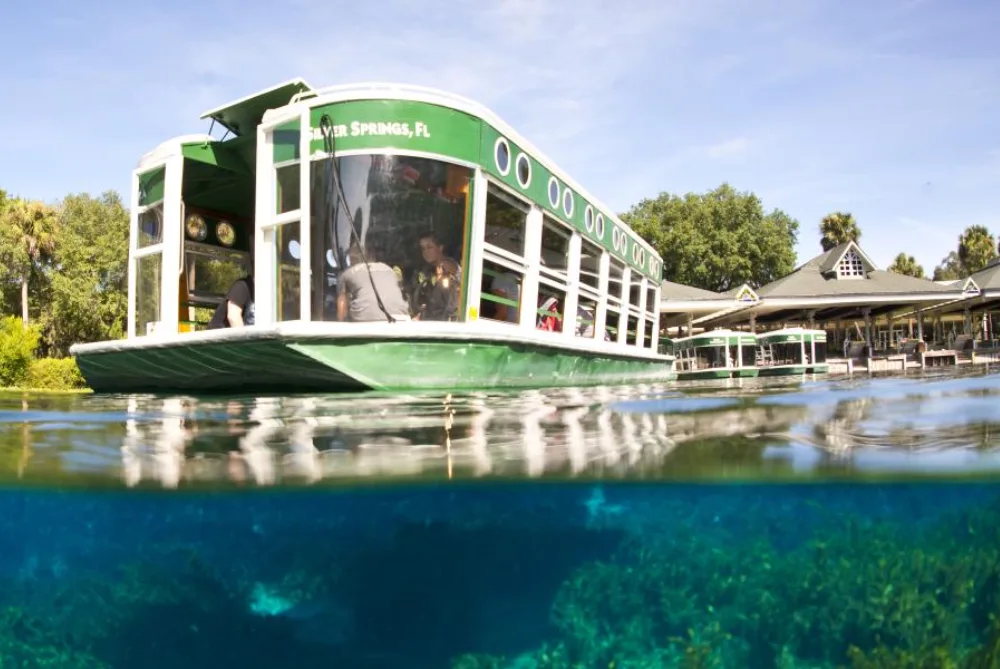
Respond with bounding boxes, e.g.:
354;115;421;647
290;82;483;109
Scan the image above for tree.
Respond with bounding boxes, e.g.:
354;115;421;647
887;253;925;278
622;183;799;292
957;224;996;275
0;197;59;326
41;191;129;355
819;211;861;251
932;251;964;281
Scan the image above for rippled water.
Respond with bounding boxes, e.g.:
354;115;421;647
1;369;999;667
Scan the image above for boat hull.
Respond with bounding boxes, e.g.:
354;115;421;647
71;329;676;394
676;366;759;381
758;365;807;377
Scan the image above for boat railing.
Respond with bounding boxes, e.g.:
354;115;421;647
290;82;484;109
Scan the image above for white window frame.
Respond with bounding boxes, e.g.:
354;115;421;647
480;179;532;327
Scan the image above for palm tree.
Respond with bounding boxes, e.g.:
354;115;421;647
887;253;925;278
0;197;59;325
819;211;861;251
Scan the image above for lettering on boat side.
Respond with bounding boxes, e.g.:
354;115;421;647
312;121;432;141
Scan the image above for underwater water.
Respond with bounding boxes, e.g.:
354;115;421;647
1;369;1000;668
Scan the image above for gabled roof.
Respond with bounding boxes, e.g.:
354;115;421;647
725;283;759;303
970;257;1000;292
756;241;958;299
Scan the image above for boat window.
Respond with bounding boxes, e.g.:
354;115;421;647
629;276;643;311
815;339;828;362
741;342;757;366
540;217;570;278
308;154;471;322
484;185;528;258
137;205;163;248
607;260;625;305
771;342;803;365
576;293;598;339
605;305;621;342
644;319;654;351
626;314;639;346
274;221;302;322
276;164;300;214
579;239;601;292
134;253;162;336
480;184;529;325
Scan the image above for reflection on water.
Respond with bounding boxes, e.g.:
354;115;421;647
1;368;1000;488
1;370;1000;667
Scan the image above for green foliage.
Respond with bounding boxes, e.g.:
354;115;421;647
888;253;925;279
622;183;800;292
933;251;965;282
26;357;86;390
958;225;997;276
0;316;40;387
820;211;861;252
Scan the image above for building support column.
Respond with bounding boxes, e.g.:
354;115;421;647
862;307;873;355
749;312;757;334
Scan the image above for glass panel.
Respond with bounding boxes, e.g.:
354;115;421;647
741;344;757;366
275;222;301;322
629;277;643;311
626;314;639;346
481;258;522;324
605;306;621;342
135;253;162;336
608;260;625;305
276;164;301;214
644;319;654;350
537;281;566;333
184;244;251;304
137;204;163;248
540;217;570;279
484;185;528;257
575;293;598;339
815;341;828;363
309;154;471;322
580;239;601;291
646;285;657;317
772;342;803;365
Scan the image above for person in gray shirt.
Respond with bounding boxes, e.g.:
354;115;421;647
336;244;411;322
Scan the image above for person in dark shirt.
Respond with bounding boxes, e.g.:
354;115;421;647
208;275;255;329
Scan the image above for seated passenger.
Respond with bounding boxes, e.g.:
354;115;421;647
208;274;255;329
337;244;411;322
412;232;462;321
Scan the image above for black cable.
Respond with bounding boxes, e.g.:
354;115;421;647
319;114;396;323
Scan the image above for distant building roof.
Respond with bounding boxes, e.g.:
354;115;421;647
756;241;959;299
660;280;725;301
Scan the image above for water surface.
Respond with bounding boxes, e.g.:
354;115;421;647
1;368;999;667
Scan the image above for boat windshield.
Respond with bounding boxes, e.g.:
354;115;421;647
814;340;828;363
770;342;803;365
308;154;472;322
740;343;757;366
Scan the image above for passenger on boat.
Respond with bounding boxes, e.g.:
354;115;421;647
490;272;520;323
337;244;411;322
207;274;255;329
411;232;461;321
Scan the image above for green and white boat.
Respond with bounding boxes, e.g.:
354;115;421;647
68;80;674;393
756;328;829;376
672;330;759;380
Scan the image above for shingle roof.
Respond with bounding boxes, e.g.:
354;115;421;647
970;257;1000;291
660;280;726;301
756;242;960;299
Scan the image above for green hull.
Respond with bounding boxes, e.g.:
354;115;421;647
734;367;760;378
758;365;807;377
809;364;830;374
72;333;676;394
677;366;759;381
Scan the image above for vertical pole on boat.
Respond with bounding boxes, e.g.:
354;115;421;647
443;394;454;480
617;267;631;345
595;251;610;338
159;154;184;337
563;234;581;339
636;276;648;348
126;169;140;339
298;108;312;322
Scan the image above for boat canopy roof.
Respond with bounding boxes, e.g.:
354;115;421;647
199;78;315;137
674;330;757;347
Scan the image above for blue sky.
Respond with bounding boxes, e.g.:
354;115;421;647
1;0;997;275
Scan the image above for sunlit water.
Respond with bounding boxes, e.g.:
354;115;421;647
1;368;1000;667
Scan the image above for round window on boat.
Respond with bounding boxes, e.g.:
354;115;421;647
326;249;337;268
288;239;301;260
563;189;575;218
585;206;594;232
185;213;207;242
548;176;560;208
595;213;605;239
515;153;532;188
216;221;236;247
494;137;511;176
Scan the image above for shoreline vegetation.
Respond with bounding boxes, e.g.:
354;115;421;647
1;184;997;393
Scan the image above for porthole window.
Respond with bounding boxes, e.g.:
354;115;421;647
585;205;594;232
595;213;605;239
516;153;532;188
548;176;560;208
563;189;575;218
494;137;511;176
